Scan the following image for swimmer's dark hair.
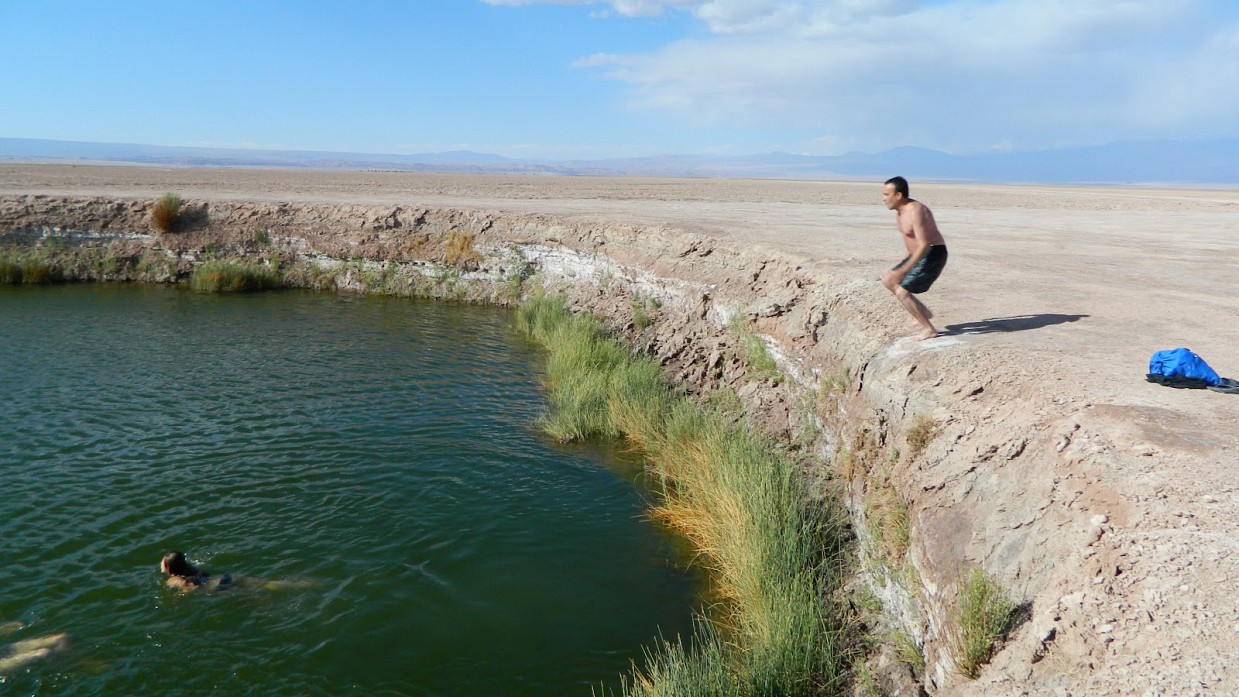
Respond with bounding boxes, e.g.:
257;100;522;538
162;551;201;578
885;176;910;198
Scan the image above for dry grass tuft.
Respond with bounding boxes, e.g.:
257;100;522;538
150;193;182;233
836;429;882;482
906;414;938;461
816;369;849;418
863;477;910;564
442;231;482;269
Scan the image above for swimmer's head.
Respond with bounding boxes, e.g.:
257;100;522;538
161;551;199;577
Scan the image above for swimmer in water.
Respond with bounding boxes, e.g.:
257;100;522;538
160;551;318;593
160;551;232;592
0;630;71;674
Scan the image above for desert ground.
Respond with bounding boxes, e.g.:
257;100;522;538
5;164;1235;427
2;164;1237;694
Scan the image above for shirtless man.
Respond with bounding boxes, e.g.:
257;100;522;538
880;176;948;340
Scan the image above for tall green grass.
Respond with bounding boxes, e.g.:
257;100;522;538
189;260;280;292
518;295;852;696
729;317;781;385
949;568;1017;679
0;251;63;284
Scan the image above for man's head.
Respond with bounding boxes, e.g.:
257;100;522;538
883;176;909;210
161;550;197;577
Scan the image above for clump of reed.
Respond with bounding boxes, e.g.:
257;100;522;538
150;193;183;233
189;260;280;293
517;296;663;442
518;294;851;696
949;568;1017;679
0;250;63;284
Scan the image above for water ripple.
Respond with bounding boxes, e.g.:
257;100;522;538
0;286;696;696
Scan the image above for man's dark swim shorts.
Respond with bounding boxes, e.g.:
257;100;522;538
893;245;948;294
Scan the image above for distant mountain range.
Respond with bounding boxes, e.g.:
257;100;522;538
3;137;1237;185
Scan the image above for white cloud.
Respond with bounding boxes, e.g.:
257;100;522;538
695;0;919;34
481;0;698;18
483;0;915;25
1124;25;1239;135
498;0;1239;152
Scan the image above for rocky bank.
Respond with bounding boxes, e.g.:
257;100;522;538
2;173;1236;696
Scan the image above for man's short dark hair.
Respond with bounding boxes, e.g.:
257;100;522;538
885;176;909;198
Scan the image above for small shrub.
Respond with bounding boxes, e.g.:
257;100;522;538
832;448;855;482
816;369;849;418
190;260;280;293
731;320;781;384
950;568;1017;679
442;231;482;269
21;259;62;284
906;414;938;460
852;658;881;697
863;479;910;564
890;629;926;675
836;429;881;482
632;301;650;331
0;252;62;284
900;562;923;596
854;584;883;618
136;252;177;280
821;369;849;393
503;273;524;302
150;193;182;233
0;262;18;283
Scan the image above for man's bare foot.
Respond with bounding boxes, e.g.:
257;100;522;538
912;328;939;341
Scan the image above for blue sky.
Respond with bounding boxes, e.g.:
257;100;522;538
2;0;1237;158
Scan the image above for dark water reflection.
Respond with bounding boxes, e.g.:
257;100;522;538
0;285;696;695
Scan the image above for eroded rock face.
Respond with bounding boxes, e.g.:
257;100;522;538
4;193;1236;696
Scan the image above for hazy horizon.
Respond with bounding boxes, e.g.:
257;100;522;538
5;135;1239;187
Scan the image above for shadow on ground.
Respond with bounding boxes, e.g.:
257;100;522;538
945;314;1089;335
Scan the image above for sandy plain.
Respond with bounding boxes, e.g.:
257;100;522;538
2;164;1237;694
5;165;1236;424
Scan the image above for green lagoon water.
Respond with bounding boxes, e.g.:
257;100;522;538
0;285;698;695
